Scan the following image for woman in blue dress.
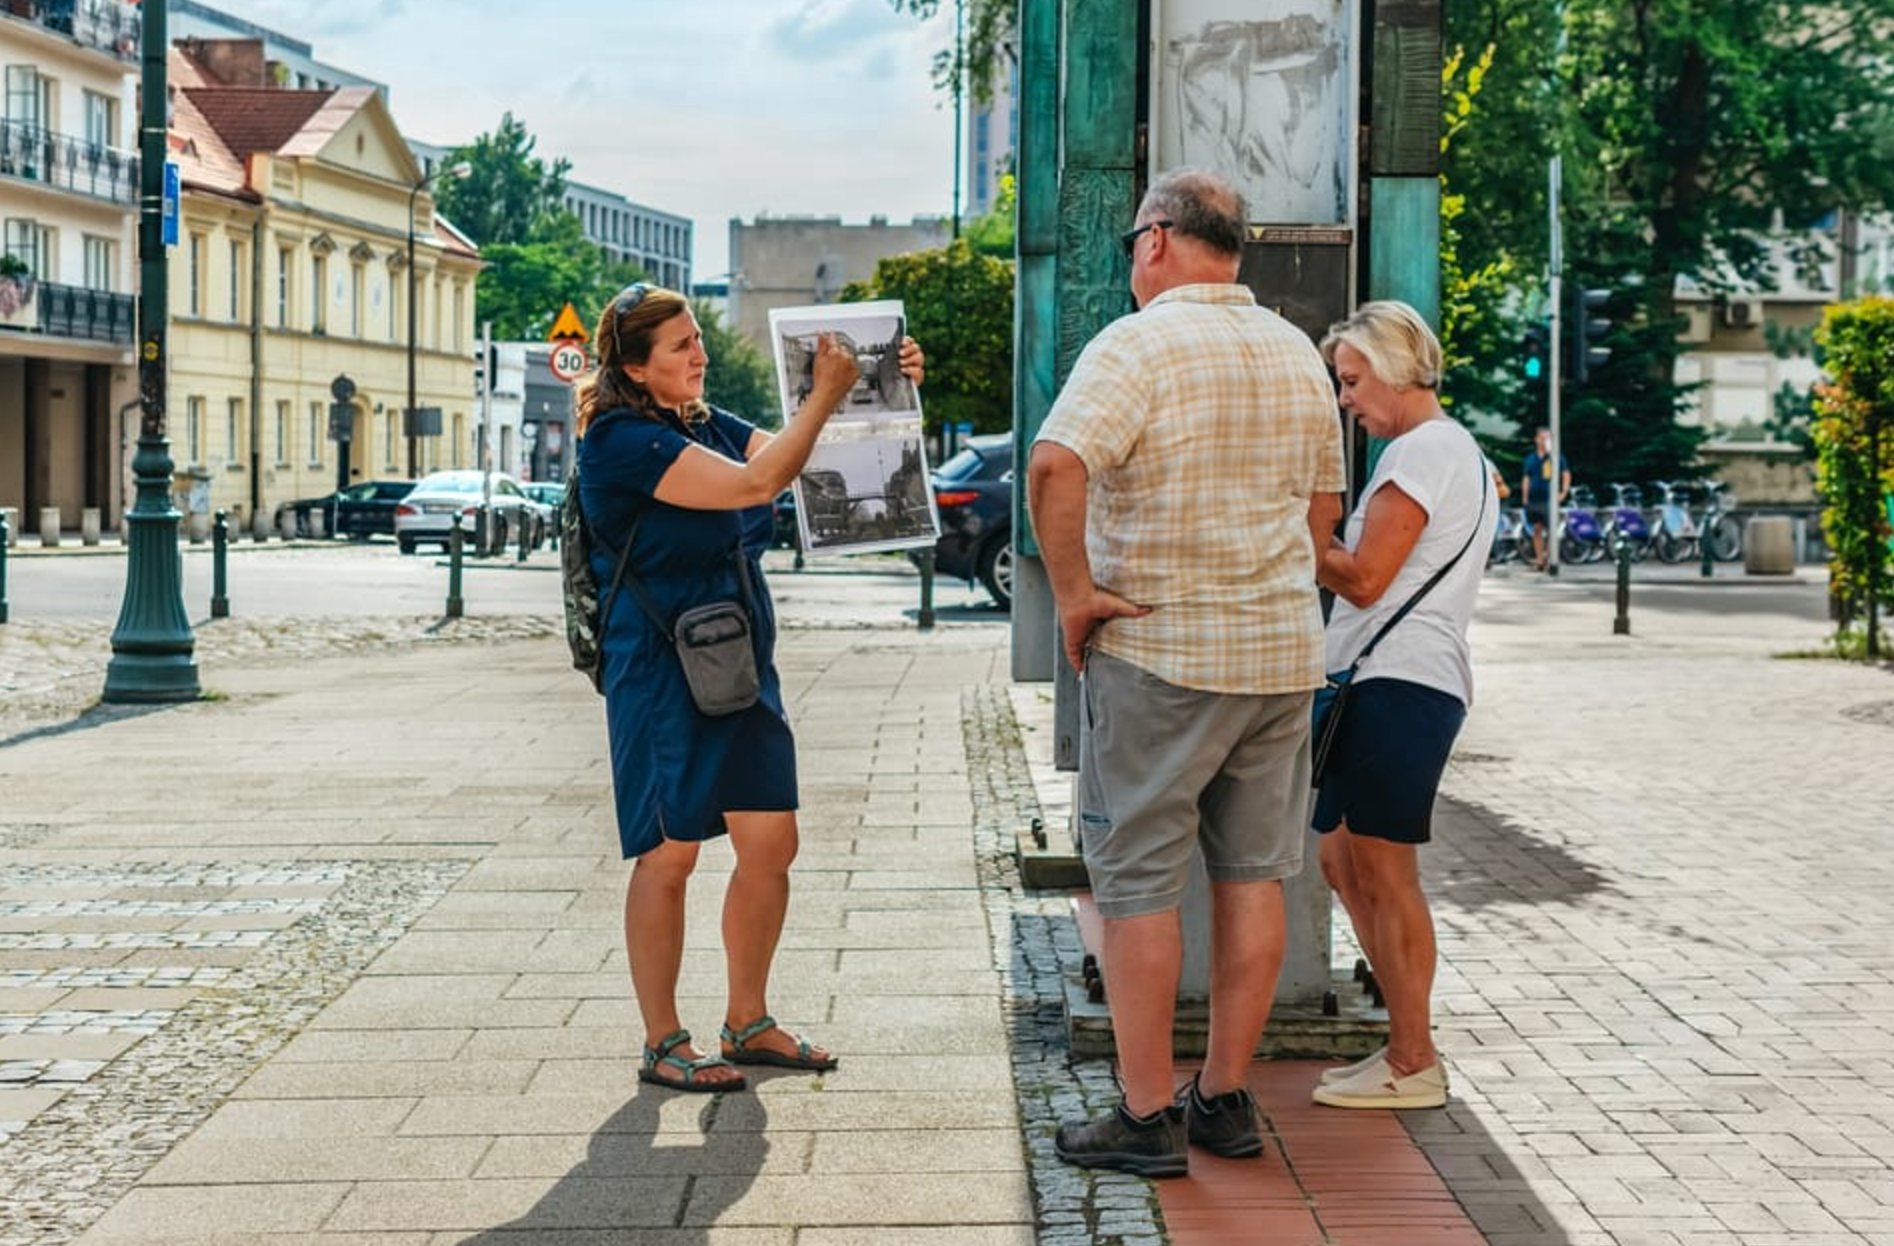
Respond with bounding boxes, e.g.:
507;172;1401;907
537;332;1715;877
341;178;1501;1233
576;283;924;1093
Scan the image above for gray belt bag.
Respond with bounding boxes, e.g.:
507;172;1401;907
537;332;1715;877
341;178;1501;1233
619;526;762;718
670;598;760;716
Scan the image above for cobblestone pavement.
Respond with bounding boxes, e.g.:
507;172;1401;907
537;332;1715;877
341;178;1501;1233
1412;569;1894;1246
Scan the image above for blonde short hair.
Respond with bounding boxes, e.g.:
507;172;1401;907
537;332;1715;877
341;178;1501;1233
1319;300;1442;391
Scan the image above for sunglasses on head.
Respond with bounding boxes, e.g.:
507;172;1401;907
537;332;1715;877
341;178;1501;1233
1120;219;1174;259
610;282;650;359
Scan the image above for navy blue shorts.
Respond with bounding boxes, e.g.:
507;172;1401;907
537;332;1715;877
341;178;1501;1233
1311;677;1466;845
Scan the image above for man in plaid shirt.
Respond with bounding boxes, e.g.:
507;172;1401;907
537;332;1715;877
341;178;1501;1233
1030;167;1346;1178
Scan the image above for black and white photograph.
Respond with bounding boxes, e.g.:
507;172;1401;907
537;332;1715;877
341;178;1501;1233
771;302;919;418
768;300;940;556
1153;0;1355;227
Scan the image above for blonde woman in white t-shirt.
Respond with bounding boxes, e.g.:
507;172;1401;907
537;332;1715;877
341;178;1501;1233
1310;300;1498;1111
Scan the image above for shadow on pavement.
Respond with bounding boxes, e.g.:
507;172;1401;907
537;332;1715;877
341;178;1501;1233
0;700;176;752
1403;1102;1578;1245
455;1088;767;1242
1429;794;1615;911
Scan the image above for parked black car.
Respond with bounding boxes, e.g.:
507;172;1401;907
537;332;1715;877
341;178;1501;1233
925;433;1014;609
275;479;415;540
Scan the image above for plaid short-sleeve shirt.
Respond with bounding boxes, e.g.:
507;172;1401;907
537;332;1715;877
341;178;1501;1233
1034;284;1345;694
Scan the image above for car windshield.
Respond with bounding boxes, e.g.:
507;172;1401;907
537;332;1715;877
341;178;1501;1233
935;439;1012;483
412;472;485;496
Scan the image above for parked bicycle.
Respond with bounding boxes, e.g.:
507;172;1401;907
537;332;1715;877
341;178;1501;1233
1489;506;1533;566
1694;480;1743;562
1558;484;1609;564
1648;480;1701;563
1602;483;1653;561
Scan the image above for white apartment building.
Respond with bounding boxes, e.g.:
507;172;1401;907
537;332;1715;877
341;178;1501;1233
0;0;141;534
409;138;692;293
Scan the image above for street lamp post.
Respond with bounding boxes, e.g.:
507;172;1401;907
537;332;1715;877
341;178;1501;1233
104;0;198;703
405;161;470;479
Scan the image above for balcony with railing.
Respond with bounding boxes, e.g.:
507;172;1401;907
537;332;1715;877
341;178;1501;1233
1;0;141;63
0;277;134;345
0;117;138;207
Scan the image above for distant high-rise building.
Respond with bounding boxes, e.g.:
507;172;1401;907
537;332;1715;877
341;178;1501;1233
727;214;952;353
966;60;1019;220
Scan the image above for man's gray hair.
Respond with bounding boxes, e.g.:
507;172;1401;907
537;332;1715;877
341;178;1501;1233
1140;169;1248;257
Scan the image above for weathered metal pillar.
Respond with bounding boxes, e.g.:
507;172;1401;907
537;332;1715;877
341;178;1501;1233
1365;0;1443;319
1010;0;1061;687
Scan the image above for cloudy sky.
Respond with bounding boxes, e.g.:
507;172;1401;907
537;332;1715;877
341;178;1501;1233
223;0;961;279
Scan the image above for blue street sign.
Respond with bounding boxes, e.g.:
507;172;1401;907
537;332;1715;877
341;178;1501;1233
161;162;179;248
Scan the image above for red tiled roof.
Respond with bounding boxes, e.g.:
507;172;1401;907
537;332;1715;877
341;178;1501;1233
183;88;331;160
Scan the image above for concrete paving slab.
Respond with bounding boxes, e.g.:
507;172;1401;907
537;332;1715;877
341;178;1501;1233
73;1183;353;1240
324;1176;687;1233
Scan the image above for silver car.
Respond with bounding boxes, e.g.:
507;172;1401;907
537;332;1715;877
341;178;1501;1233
394;470;544;555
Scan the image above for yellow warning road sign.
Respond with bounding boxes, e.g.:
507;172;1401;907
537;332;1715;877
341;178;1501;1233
547;302;589;344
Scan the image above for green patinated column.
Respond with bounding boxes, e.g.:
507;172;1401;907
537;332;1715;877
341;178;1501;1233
1013;0;1138;692
1366;0;1442;321
1010;0;1062;684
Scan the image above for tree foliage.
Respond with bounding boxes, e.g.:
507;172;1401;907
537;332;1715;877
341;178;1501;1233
697;300;780;429
840;238;1015;436
883;0;1015;102
1811;297;1894;645
965;172;1016;259
430;116;644;342
432;113;570;248
467;212;643;341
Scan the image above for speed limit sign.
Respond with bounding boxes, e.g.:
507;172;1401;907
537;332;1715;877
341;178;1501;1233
548;342;588;383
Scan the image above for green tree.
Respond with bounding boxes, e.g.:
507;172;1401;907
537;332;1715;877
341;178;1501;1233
840;238;1014;436
432;112;571;248
1555;1;1894;479
964;172;1016;259
1811;297;1894;653
468;213;643;341
697;300;780;428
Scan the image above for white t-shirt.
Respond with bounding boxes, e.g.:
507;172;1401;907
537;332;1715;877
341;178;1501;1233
1324;419;1497;704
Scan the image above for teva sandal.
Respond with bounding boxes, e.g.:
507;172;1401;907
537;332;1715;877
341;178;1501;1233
720;1014;838;1071
637;1029;746;1094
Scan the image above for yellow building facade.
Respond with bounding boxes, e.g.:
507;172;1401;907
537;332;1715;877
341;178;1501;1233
169;51;478;533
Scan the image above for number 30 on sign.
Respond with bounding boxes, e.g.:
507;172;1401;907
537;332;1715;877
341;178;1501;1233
548;342;589;383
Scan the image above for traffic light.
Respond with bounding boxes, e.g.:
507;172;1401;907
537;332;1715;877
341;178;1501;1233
1523;320;1550;381
1571;287;1612;383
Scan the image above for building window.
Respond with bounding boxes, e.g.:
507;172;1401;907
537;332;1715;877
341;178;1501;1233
452;412;464;468
82;90;116;148
307;401;322;464
350;264;363;337
187;396;205;464
188;235;204;316
228;239;244;321
311;255;326;332
226;397;242;462
453;283;465;352
276;248;291;326
5;66;46;130
275;400;289;464
387;269;398;339
83;235;113;290
5;218;42;275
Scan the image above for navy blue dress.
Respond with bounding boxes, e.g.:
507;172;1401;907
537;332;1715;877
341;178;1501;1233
579;405;794;858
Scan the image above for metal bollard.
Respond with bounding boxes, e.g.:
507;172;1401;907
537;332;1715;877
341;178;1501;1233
211;509;230;619
1613;534;1632;636
1700;514;1714;579
0;510;9;624
517;509;530;563
446;515;465;619
916;547;936;630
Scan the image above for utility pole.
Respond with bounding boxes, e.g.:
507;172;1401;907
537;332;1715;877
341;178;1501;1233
1547;153;1564;578
104;0;199;703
